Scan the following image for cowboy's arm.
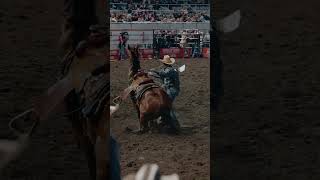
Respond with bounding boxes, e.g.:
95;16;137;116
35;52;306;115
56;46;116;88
149;68;166;78
148;68;159;75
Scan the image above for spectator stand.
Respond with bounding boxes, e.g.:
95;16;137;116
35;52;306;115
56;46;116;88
110;27;210;61
110;1;210;23
110;29;154;60
153;29;209;59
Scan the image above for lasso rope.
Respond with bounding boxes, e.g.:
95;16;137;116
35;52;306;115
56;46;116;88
8;105;85;137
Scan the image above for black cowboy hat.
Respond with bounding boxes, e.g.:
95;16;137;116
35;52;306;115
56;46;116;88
120;32;129;35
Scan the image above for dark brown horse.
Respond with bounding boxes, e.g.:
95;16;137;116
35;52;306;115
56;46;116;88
3;27;110;180
125;45;180;134
59;27;110;180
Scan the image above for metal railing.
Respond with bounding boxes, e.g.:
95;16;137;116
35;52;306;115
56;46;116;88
110;28;210;50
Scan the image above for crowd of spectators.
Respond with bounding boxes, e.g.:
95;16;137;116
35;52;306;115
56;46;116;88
110;10;209;22
110;0;209;4
110;0;209;22
111;1;208;11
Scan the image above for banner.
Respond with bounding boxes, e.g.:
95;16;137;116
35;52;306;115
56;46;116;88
202;48;210;58
139;49;153;59
159;48;192;58
110;50;119;60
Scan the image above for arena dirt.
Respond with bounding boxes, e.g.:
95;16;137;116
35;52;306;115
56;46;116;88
214;0;320;179
111;59;210;179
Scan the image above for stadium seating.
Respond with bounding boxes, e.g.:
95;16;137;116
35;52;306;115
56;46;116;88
110;0;209;22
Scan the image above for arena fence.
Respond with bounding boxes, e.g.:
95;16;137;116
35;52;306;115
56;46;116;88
110;22;210;61
110;29;210;60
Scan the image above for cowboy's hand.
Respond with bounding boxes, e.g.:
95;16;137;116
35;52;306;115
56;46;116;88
149;68;156;73
148;71;154;76
148;70;158;77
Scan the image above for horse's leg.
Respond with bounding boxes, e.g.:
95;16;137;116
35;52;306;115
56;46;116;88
94;108;109;180
129;113;149;134
130;92;140;120
70;116;96;179
81;136;96;179
140;113;150;133
65;92;97;179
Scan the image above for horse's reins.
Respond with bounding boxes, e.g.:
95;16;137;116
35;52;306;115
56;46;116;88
112;96;123;106
8;104;86;137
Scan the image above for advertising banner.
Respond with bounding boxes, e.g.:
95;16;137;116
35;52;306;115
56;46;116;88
202;48;210;58
159;48;192;58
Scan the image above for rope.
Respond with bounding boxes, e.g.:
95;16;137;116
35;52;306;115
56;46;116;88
112;96;122;106
8;109;34;136
8;105;85;137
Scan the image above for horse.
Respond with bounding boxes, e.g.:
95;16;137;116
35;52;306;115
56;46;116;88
3;25;110;180
123;45;180;134
58;25;110;180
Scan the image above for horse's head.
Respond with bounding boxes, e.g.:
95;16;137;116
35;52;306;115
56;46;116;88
127;44;140;60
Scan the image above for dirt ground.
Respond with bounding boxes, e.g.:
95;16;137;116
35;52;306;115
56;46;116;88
110;59;210;179
214;0;320;179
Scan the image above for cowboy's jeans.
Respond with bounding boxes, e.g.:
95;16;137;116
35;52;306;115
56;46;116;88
164;87;179;102
163;87;180;130
169;109;180;131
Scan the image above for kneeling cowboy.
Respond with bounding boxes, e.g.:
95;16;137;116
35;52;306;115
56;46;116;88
149;55;181;130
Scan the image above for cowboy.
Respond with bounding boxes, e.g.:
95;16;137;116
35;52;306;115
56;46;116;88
148;55;181;132
149;55;180;101
179;31;188;48
118;32;129;60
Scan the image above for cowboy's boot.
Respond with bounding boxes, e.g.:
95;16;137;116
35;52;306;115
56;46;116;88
169;109;181;134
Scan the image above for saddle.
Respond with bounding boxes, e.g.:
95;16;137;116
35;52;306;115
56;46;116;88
80;71;109;120
33;25;108;121
134;82;160;102
120;78;161;103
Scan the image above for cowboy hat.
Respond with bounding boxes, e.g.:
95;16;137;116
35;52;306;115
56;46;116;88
160;55;175;65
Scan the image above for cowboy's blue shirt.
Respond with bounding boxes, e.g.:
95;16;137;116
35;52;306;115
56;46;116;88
150;65;180;100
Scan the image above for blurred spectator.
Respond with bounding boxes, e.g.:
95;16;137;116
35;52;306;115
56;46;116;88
110;10;209;22
118;32;129;60
110;0;208;3
110;0;209;22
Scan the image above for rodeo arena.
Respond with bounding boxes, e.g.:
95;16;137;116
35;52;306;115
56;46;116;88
110;0;210;179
